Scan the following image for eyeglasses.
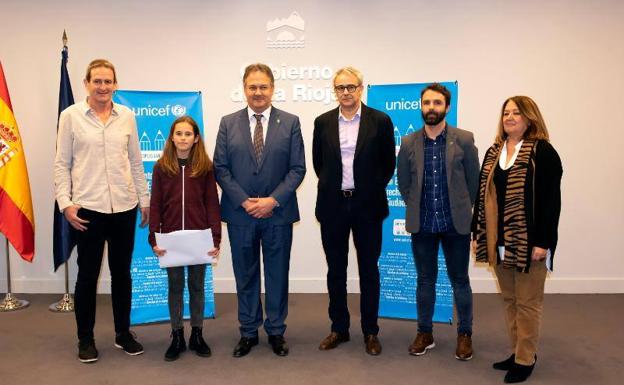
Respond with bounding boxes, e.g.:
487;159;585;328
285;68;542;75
334;84;360;93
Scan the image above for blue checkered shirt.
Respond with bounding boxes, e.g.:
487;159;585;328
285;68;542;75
420;128;453;233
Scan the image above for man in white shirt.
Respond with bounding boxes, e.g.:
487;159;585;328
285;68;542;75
55;59;149;363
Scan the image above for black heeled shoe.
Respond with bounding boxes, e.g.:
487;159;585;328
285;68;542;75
493;354;515;371
504;355;537;383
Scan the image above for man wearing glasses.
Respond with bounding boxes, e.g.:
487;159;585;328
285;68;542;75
312;67;395;355
214;63;306;358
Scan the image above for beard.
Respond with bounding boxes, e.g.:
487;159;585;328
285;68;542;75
422;110;446;126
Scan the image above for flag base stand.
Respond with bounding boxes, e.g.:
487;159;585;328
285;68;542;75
49;264;74;312
1;238;29;312
49;293;74;312
0;293;29;312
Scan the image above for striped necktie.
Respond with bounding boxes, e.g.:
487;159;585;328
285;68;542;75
253;114;264;162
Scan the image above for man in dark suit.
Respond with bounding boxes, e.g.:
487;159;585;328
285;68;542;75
396;83;479;361
214;63;306;357
313;67;395;356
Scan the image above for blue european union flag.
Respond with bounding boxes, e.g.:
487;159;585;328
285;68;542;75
53;45;76;271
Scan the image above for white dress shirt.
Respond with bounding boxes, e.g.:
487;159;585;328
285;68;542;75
54;100;149;214
248;105;271;141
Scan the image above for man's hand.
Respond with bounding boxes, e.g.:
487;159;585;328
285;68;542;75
245;197;277;219
139;207;150;227
241;199;254;211
63;205;89;231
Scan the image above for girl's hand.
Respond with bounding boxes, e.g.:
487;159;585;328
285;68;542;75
531;246;547;261
153;246;166;257
208;248;220;267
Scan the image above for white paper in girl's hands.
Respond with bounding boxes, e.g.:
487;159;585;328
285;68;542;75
155;229;214;268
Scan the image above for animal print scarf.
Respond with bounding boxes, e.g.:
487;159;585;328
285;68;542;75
475;139;537;272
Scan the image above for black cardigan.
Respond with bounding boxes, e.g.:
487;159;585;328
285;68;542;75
472;140;563;270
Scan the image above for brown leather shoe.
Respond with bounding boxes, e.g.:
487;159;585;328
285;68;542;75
455;333;473;361
408;332;435;356
364;334;382;356
318;332;350;350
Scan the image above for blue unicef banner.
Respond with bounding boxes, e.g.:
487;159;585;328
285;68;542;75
113;90;215;325
367;82;458;323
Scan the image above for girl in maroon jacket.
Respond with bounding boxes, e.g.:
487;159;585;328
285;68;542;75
149;116;221;361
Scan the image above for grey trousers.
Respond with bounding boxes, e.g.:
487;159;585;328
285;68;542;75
167;264;207;329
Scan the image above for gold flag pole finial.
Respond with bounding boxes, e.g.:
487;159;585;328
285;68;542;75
62;30;68;47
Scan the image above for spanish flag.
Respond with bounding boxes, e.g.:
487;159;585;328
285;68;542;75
0;61;34;262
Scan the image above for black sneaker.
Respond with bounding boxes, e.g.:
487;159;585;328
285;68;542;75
114;331;144;355
78;339;98;363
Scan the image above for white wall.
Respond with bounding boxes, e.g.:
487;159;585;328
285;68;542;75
1;0;622;294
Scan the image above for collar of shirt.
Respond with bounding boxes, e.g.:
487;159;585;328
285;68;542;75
248;105;271;124
423;125;447;142
338;104;362;122
80;99;120;121
499;139;524;170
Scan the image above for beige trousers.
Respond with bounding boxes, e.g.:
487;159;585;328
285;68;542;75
495;261;547;365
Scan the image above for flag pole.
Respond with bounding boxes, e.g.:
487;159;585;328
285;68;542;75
49;263;73;312
49;29;74;313
0;237;30;312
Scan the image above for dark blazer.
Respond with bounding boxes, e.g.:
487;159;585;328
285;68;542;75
213;107;306;225
312;103;396;222
396;126;479;235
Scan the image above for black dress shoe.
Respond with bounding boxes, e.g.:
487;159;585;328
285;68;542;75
504;356;537;383
232;336;259;358
268;335;289;356
493;354;516;371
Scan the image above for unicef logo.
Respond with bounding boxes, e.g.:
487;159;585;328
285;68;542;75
171;105;187;117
